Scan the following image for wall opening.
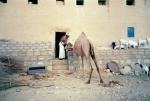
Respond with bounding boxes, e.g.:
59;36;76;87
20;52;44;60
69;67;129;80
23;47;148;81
0;0;7;3
127;27;134;38
126;0;135;5
55;32;66;58
56;0;65;5
98;0;106;5
76;0;84;5
28;0;38;4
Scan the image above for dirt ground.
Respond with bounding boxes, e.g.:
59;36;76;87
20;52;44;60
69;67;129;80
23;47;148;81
0;70;150;101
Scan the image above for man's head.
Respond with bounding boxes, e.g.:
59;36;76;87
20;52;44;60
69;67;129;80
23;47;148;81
66;32;70;37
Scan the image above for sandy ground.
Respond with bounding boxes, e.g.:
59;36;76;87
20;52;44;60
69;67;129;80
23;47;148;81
0;71;150;101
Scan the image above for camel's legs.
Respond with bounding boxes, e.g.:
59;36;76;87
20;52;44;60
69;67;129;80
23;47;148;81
85;58;93;84
93;58;103;83
81;56;84;78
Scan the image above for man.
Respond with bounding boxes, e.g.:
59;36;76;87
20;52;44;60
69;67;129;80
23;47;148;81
59;32;70;60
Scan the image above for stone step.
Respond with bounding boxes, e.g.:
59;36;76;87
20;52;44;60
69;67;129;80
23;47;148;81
51;70;69;74
52;59;68;65
52;65;69;70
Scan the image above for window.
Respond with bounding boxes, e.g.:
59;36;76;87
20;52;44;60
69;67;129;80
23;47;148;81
0;0;7;3
127;27;134;37
56;0;65;5
98;0;106;5
76;0;84;5
126;0;135;5
28;0;38;4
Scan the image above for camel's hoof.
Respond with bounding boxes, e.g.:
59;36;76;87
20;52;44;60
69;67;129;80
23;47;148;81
85;81;90;84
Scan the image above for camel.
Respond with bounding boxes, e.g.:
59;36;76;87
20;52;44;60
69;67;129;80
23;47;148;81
73;32;104;84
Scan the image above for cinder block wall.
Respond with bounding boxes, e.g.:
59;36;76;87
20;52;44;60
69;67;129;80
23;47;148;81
68;49;150;71
0;41;52;72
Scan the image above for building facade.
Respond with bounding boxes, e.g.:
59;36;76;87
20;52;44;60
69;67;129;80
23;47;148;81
0;0;150;53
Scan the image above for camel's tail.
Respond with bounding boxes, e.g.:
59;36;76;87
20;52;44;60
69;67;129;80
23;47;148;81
89;43;95;59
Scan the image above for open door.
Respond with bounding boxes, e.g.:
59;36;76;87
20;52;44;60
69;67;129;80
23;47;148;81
55;32;66;58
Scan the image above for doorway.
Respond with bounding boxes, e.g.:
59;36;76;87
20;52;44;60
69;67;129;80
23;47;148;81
55;32;66;58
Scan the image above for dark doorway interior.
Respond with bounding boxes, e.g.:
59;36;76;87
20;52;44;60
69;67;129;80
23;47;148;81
55;32;66;58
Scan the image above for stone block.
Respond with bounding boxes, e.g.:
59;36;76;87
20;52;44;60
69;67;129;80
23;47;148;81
11;52;18;56
0;47;4;50
23;56;30;61
139;51;144;54
19;51;26;56
44;60;50;66
46;66;52;72
37;61;44;66
41;51;48;55
31;56;38;61
113;50;119;55
106;51;113;55
34;51;40;55
132;51;139;54
11;46;20;50
24;47;30;49
27;52;33;56
99;51;106;55
38;56;45;60
135;55;141;59
3;52;10;56
141;55;148;59
145;50;150;54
